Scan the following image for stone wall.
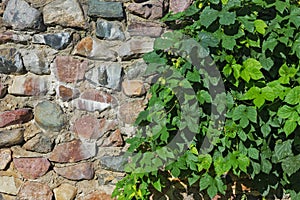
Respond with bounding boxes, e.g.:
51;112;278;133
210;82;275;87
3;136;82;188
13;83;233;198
0;0;191;199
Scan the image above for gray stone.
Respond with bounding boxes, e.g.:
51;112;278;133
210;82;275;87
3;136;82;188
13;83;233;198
126;60;147;80
85;62;122;90
88;0;124;18
53;183;77;200
34;101;65;132
3;0;45;31
0;149;12;170
96;20;125;40
0;176;19;195
127;21;163;37
100;155;127;172
23;133;54;153
33;32;71;50
118;37;154;60
43;0;86;28
0;56;23;74
0;129;24;148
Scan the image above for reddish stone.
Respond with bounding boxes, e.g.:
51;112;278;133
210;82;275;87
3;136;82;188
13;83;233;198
127;0;168;20
169;0;192;13
81;191;115;200
0;31;13;44
8;75;49;96
81;89;112;103
58;85;80;101
127;21;163;37
13;157;50;179
54;162;94;180
0;83;7;98
0;149;12;170
18;181;53;200
102;129;124;147
73;37;93;57
119;100;145;124
0;108;33;128
73;115;117;139
122;80;146;97
49;139;96;163
55;56;88;83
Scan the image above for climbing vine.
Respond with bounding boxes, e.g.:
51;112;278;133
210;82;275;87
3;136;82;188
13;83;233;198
113;0;300;199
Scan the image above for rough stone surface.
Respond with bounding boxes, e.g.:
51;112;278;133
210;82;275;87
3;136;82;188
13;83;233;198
73;89;113;112
33;32;71;50
96;20;125;40
88;1;124;18
169;0;192;13
8;74;49;96
102;129;124;147
122;80;146;97
126;60;147;80
0;129;24;148
49;139;96;163
57;85;80;102
127;21;163;37
0;108;33;128
0;149;12;170
3;0;45;31
23;133;54;153
73;37;118;61
127;0;167;20
74;115;117;139
0;176;19;195
54;162;94;180
34;101;65;131
81;191;115;200
0;32;13;44
24;0;55;8
18;181;53;200
0;56;23;75
119;37;154;59
119;100;145;124
20;47;56;75
100;155;127;172
13;157;50;179
43;0;86;28
85;62;122;90
55;56;88;83
0;47;24;74
53;183;77;200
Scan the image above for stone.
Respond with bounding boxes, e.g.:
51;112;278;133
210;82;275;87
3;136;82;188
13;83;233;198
8;74;49;96
34;101;65;131
0;56;23;75
169;0;192;14
102;129;124;147
13;157;50;179
96;20;125;40
88;1;124;18
0;32;13;44
73;115;117;140
100;155;127;172
53;183;77;200
23;133;54;153
0;176;19;195
0;149;11;170
0;193;17;200
43;0;86;28
0;83;7;98
119;100;145;124
18;181;53;200
24;0;55;8
85;62;122;90
122;80;146;97
81;191;115;200
126;60;147;80
0;129;24;148
3;0;45;31
54;162;94;180
73;89;113;112
33;32;71;50
49;139;96;163
127;0;168;20
118;37;154;60
0;108;33;128
19;47;56;75
127;21;163;37
57;85;80;102
54;56;88;83
73;37;118;61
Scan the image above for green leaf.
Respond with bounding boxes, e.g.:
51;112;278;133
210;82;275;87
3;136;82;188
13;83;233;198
207;184;218;199
246;107;257;123
285;86;300;105
284;119;297;136
272;140;293;163
153;179;162;192
261;123;271;137
275;1;287;14
154;38;174;50
278;105;295;119
222;36;236;50
254;19;267;35
219;11;236;25
248;148;259;160
261;159;272;174
200;173;213;190
200;7;219;28
188;173;200;186
282;154;300;176
238;154;250;173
